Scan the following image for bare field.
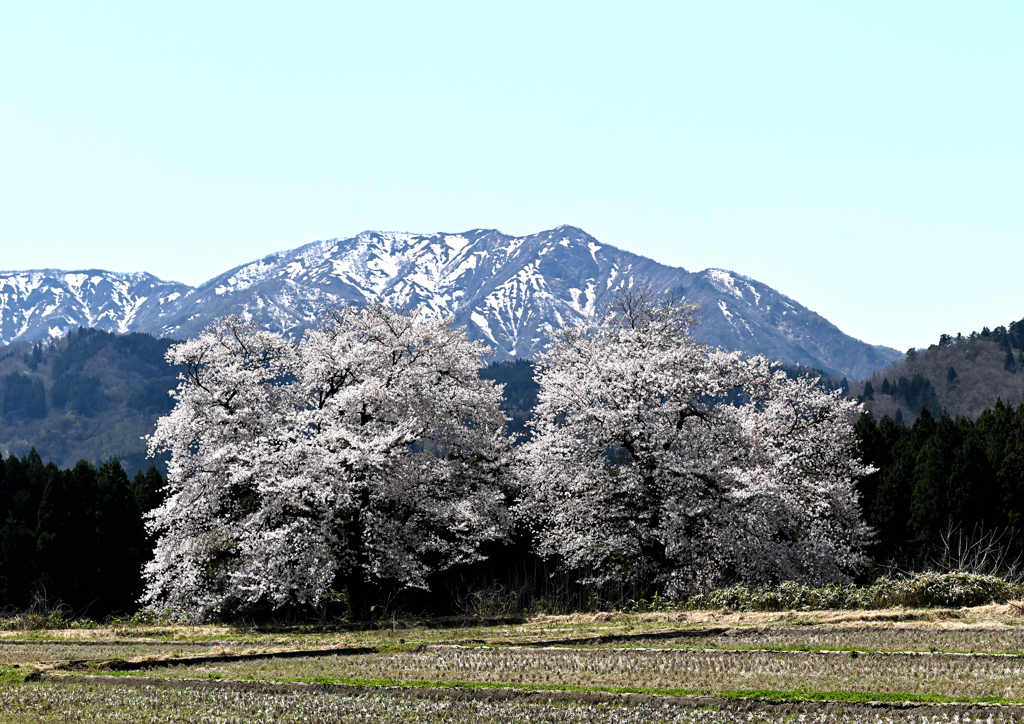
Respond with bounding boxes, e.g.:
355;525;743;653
6;607;1024;721
9;625;1024;673
630;625;1024;653
111;645;1024;700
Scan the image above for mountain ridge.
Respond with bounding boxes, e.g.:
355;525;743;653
0;225;901;379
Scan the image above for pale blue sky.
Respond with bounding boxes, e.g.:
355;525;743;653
1;2;1021;351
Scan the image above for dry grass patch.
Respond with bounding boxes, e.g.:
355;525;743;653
0;624;238;641
0;641;247;666
5;603;1024;654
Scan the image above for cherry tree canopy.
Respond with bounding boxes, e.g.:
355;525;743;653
144;306;511;618
516;288;872;597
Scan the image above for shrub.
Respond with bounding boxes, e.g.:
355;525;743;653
869;571;1022;608
682;571;1024;612
0;607;70;631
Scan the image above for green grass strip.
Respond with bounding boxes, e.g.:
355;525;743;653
0;666;36;683
286;678;1013;705
289;678;1024;705
73;670;1019;706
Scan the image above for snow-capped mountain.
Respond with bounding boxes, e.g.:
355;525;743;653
0;270;192;344
0;227;901;378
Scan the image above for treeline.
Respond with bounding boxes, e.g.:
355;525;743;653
855;400;1024;566
0;450;164;618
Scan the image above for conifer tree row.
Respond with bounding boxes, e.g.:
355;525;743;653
0;450;164;617
855;400;1024;567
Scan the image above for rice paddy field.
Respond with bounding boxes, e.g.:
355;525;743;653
6;605;1024;722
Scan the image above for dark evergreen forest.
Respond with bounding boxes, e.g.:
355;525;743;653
479;359;539;440
0;451;163;618
855;401;1024;568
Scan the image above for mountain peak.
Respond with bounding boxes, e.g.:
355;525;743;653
0;229;901;378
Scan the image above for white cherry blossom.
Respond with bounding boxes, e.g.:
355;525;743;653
516;288;871;597
144;306;512;618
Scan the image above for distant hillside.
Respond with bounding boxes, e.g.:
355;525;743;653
479;359;540;441
855;318;1024;422
0;328;180;468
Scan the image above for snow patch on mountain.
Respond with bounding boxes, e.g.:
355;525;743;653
706;269;745;301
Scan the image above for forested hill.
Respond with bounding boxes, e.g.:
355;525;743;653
854;318;1024;423
479;359;539;440
0;328;179;469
